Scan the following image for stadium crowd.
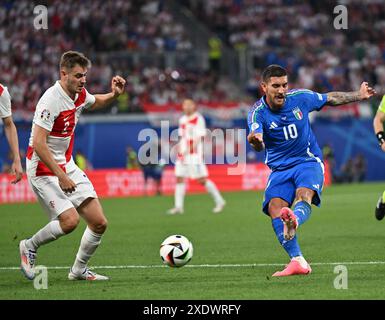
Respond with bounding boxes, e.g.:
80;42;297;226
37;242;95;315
1;0;384;116
1;0;228;115
183;0;385;97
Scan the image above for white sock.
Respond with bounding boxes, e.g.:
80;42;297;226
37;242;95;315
175;183;186;210
205;179;224;205
293;256;309;269
26;220;65;251
72;227;103;273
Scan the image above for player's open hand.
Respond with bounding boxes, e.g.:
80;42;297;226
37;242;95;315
10;159;23;184
359;82;376;100
58;174;76;193
111;76;126;97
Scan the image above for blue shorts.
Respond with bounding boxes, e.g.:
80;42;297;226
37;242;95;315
262;161;325;215
143;165;162;181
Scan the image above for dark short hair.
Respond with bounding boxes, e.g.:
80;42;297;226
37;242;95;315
262;64;287;82
60;51;91;70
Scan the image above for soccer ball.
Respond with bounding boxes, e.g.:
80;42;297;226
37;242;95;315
160;235;193;267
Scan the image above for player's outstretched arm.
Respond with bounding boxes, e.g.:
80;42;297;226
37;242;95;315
374;109;385;152
91;76;126;110
2;116;23;184
326;82;376;106
247;132;265;152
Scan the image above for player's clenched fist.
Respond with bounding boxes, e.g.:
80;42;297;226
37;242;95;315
247;132;265;151
111;76;126;96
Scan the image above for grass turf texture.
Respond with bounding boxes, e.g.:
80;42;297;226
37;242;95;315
1;182;385;300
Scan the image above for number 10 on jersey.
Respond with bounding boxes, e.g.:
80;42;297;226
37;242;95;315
283;124;298;140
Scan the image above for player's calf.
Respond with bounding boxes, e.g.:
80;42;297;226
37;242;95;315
280;207;298;241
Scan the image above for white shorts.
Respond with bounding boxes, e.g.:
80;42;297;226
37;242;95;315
27;166;98;221
175;160;208;179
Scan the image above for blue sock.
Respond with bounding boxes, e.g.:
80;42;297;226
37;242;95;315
272;217;302;258
293;201;312;226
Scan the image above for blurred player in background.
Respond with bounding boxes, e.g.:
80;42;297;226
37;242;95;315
140;139;165;196
167;99;225;214
0;83;23;184
373;94;385;220
19;51;126;281
247;65;375;277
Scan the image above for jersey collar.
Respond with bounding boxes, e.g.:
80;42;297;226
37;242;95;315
55;81;79;104
262;95;286;113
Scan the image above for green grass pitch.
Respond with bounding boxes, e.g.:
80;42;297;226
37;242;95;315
1;182;385;300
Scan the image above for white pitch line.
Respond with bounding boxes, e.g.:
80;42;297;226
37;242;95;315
1;261;385;271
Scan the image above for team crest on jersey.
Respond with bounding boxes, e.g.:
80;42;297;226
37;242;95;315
292;107;303;120
40;109;51;121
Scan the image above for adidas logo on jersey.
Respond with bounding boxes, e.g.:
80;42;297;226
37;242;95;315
269;122;278;129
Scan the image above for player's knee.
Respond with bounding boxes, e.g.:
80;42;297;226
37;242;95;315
60;213;80;234
295;189;314;203
268;203;283;219
93;218;108;234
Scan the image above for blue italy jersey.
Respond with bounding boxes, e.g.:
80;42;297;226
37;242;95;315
247;89;328;171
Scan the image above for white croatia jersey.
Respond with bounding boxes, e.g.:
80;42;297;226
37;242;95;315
177;111;206;162
27;81;95;177
0;83;12;119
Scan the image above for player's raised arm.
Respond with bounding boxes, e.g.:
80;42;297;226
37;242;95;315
91;76;126;110
326;82;376;106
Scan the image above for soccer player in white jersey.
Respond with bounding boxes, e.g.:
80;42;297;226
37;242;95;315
0;83;23;184
19;51;126;281
167;99;225;214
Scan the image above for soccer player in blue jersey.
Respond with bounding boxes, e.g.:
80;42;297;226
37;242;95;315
247;65;376;277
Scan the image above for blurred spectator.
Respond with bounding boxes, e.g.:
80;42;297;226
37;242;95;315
126;146;139;169
335;154;367;184
338;158;355;184
322;143;337;183
208;34;222;74
75;150;92;171
352;153;367;182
